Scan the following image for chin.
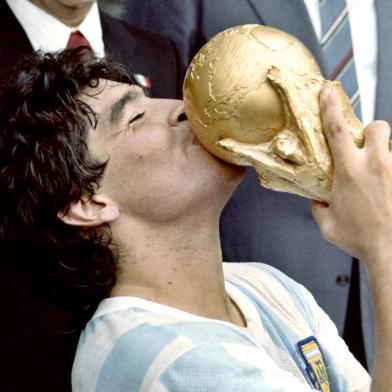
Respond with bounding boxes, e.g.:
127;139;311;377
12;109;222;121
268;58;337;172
211;155;247;203
222;158;246;183
193;142;246;198
58;0;94;7
210;148;246;180
194;137;245;181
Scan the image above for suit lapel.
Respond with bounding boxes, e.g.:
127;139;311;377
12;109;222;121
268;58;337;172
245;0;326;72
0;1;33;75
374;0;392;123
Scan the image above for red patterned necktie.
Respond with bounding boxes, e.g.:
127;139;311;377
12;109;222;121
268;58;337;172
66;31;91;49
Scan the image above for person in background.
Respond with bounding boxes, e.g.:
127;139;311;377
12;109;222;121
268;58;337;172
0;1;183;390
1;0;183;98
124;0;392;370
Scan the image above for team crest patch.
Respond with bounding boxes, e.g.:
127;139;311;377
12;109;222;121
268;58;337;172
297;337;330;392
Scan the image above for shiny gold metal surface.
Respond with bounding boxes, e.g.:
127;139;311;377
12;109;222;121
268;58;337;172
184;24;363;202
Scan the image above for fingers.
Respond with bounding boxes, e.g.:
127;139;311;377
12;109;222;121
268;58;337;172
319;88;356;162
364;120;391;154
311;200;334;242
311;200;329;220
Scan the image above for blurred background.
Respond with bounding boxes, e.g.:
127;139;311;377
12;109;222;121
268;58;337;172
99;0;125;19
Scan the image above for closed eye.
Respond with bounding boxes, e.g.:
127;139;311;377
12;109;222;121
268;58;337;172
128;112;145;124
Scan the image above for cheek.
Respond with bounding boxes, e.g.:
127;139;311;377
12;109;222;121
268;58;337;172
110;125;173;161
137;131;173;158
103;158;186;221
102;131;175;193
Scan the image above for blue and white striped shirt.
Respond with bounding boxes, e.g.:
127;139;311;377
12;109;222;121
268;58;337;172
72;263;370;391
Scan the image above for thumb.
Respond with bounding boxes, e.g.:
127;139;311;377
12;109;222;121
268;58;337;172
311;200;334;240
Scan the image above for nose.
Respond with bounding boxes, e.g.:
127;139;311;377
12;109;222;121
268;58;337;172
168;100;187;126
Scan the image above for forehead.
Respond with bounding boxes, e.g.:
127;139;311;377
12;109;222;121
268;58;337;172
80;79;144;115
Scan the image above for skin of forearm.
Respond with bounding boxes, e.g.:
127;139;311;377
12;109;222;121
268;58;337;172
316;88;392;391
364;252;392;392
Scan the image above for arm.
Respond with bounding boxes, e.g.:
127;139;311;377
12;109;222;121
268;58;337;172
313;87;392;391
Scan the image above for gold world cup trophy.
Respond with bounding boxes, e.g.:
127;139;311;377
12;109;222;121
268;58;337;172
184;24;363;202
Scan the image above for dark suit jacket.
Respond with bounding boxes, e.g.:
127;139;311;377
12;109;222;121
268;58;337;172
0;2;183;391
0;2;183;99
126;0;392;370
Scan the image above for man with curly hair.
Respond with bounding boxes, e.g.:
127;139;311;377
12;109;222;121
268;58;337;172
1;1;184;389
2;49;392;391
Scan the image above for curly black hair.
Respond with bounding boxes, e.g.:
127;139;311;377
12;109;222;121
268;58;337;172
0;48;134;328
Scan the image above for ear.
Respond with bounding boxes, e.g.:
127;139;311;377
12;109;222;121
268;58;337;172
57;194;120;227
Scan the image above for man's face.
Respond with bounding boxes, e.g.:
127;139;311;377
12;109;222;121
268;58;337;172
30;0;95;25
82;80;244;222
31;0;95;9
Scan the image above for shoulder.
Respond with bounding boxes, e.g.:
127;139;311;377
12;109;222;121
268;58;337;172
72;304;189;391
125;0;200;23
99;11;183;99
72;304;274;391
73;306;313;391
224;262;317;329
224;262;310;300
100;12;173;51
76;303;258;364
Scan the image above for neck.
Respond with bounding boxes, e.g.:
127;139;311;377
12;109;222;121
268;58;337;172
30;0;94;27
110;210;245;327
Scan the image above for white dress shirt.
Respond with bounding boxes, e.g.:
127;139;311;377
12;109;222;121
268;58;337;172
303;0;377;124
5;0;105;58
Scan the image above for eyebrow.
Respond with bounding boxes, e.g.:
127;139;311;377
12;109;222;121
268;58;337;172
110;89;140;124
